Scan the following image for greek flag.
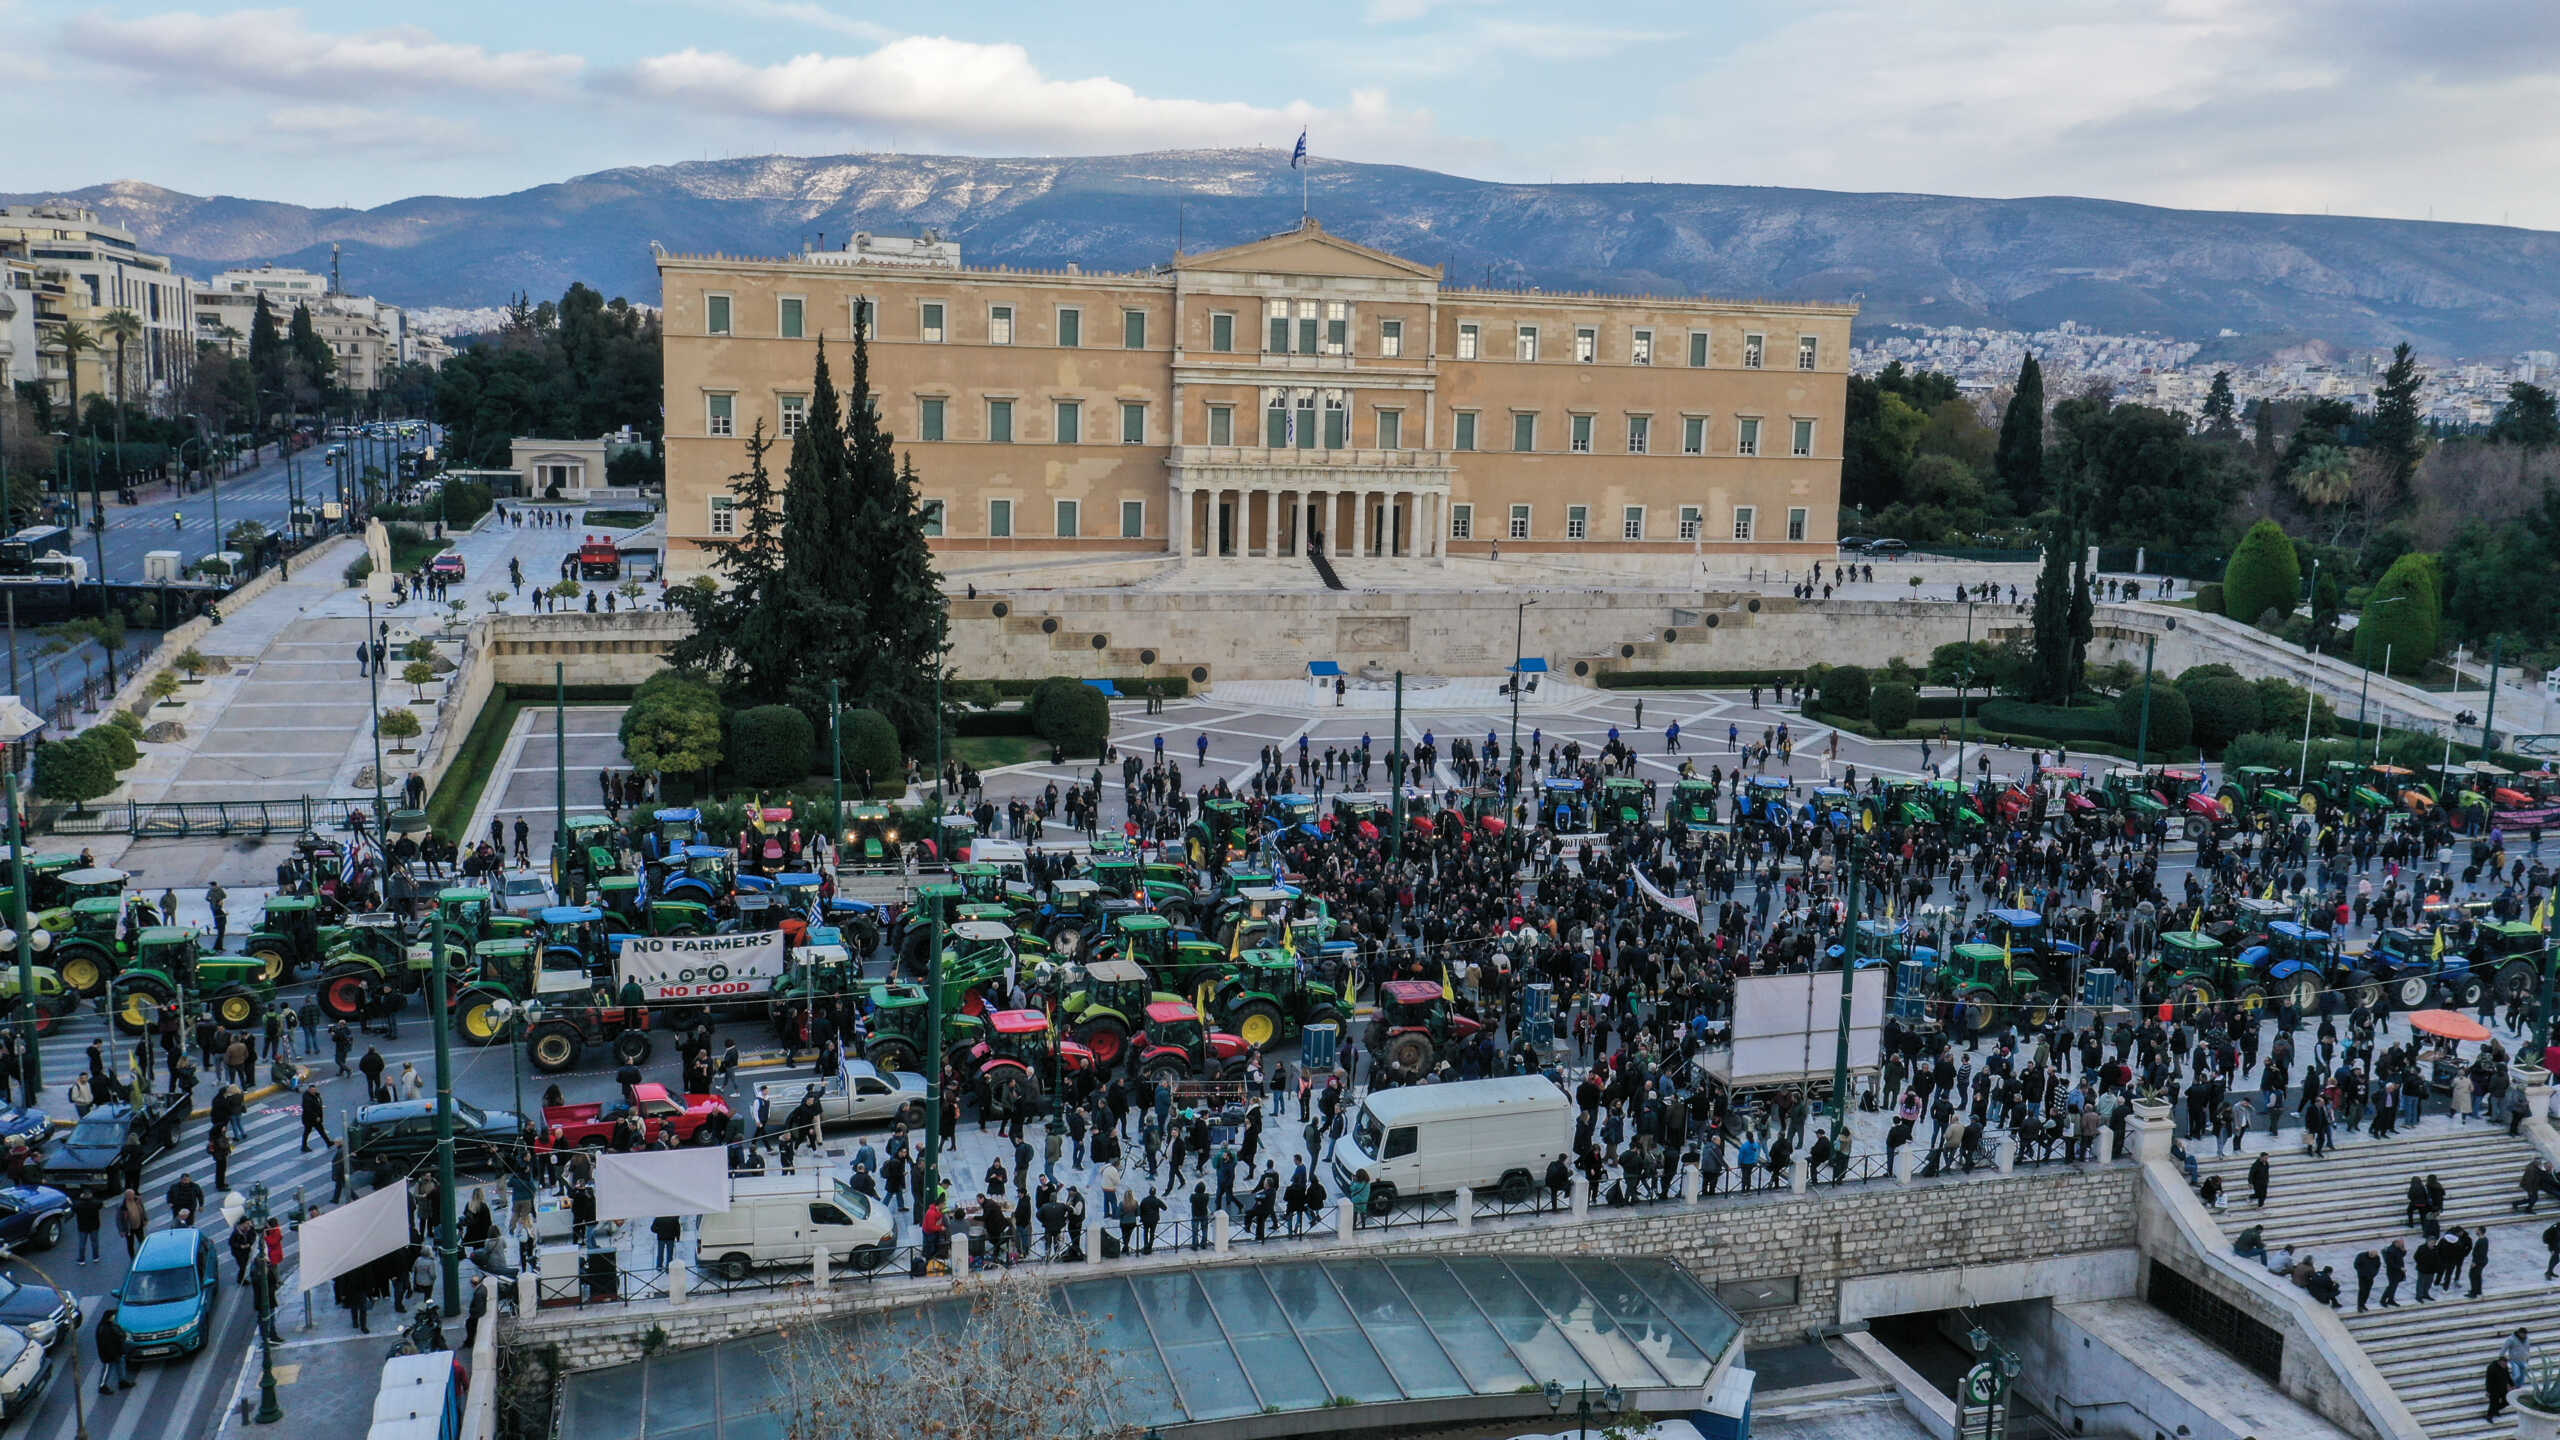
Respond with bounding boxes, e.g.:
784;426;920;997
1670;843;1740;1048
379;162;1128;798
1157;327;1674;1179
1291;130;1307;169
339;833;372;888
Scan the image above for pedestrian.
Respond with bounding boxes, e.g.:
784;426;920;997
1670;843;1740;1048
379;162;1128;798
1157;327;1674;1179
652;1214;682;1268
2354;1248;2379;1312
116;1187;147;1258
2487;1353;2515;1423
94;1308;131;1393
2380;1238;2406;1306
302;1085;330;1151
2248;1152;2269;1208
71;1187;102;1264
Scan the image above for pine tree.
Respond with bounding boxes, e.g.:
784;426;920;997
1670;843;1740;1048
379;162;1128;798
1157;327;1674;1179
668;421;792;701
838;320;947;747
247;295;284;427
2367;341;2425;495
2200;371;2238;438
1993;353;2045;513
774;340;864;707
2028;512;2076;703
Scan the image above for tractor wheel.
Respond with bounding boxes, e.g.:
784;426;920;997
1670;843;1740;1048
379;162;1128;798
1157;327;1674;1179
2395;975;2431;1009
1078;1016;1128;1067
864;1037;920;1076
611;1030;654;1067
318;967;376;1021
1159;900;1194;928
1215;1057;1249;1083
1142;1056;1188;1088
112;977;173;1035
456;990;507;1046
210;987;260;1028
2235;985;2269;1016
2;998;56;1038
984;1067;1036;1117
843;921;882;959
2497;961;2536;1003
54;947;108;999
1231;1001;1283;1051
249;945;293;984
1383;1032;1433;1076
2448;974;2485;1010
2284;974;2321;1014
527;1022;583;1075
1048;924;1086;961
2168;981;2213;1017
898;928;931;976
2183;817;2208;842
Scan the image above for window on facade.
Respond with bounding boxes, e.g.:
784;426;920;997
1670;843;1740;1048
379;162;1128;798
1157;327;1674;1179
851;297;875;338
1298;301;1319;356
1267;394;1290;448
1450;504;1473;540
708;495;736;536
1516;325;1539;362
989;499;1014;538
1123;309;1147;349
988;399;1014;443
921;302;945;343
1509;504;1532;540
1454;412;1478;452
919;397;945;442
1574;327;1597;363
1267;300;1290;353
1627;415;1651;454
778;394;807;437
1121;402;1145;444
1733;506;1756;542
921;500;945;537
989;306;1014;344
1788;507;1809;542
1296;392;1318;450
1689;331;1710;367
1376;409;1402;450
1457;323;1479;360
1380;319;1403;357
1322;391;1347;449
1624;506;1646;541
1209;312;1234;352
705;294;731;335
1743;332;1764;368
1632;329;1653;366
1737;417;1761;456
1122;500;1145;538
1513;412;1537;452
1682;416;1706;455
1057;308;1082;348
1055;400;1082;444
706;393;734;436
1055;500;1080;538
1566;505;1589;540
1570;414;1593;453
1679;505;1703;541
779;297;804;339
1208;404;1233;447
1792;418;1815;458
1325;302;1348;355
1799;335;1819;370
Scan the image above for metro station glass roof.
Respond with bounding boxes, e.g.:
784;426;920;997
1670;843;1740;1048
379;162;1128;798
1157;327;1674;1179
557;1255;1741;1438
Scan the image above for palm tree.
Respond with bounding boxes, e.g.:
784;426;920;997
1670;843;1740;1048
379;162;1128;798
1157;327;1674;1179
49;321;97;503
97;308;142;492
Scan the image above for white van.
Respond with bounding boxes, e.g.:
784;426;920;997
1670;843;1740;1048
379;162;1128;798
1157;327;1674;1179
1330;1074;1571;1210
694;1171;898;1279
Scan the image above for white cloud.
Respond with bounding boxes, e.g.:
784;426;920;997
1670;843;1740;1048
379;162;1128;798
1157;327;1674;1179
655;0;894;43
1363;0;1491;24
1342;16;1669;80
61;7;583;99
261;105;504;156
613;35;1438;154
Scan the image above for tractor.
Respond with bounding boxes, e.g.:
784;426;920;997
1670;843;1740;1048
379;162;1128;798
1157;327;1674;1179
858;981;988;1077
1268;793;1323;837
639;807;703;861
816;897;884;959
1031;877;1115;960
1923;780;1986;831
451;938;556;1045
654;846;735;905
524;991;658;1075
1598;777;1652;829
1980;774;2034;826
1188;797;1253;865
2303;761;2396;819
2153;929;2270;1017
1973;908;2079;977
315;887;530;1022
1538;777;1591;832
1363;978;1487;1079
1731;776;1794;825
1803;785;1857;828
108;927;274;1034
2360;926;2481;1009
1087;858;1197;921
1095;913;1233;996
2468;920;2548;1004
1666;778;1721;840
2218;766;2306;829
1863;781;1938;830
967;1009;1093;1115
2094;769;2169;830
235;893;404;985
1056;957;1180;1065
49;897;143;998
845;804;900;868
1207;886;1300;953
1933;942;2055;1031
1132;1000;1248;1085
1824;918;1935;972
2231;919;2341;1013
1209;949;1349;1049
551;812;624;902
0;850;88;931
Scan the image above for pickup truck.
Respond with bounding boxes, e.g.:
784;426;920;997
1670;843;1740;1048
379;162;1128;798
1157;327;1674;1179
766;1060;927;1133
541;1083;731;1149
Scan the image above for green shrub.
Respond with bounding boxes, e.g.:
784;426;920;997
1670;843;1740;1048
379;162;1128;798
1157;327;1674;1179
2356;552;2441;671
2221;520;2302;634
2181;675;2262;753
727;705;815;788
87;722;138;772
1029;676;1110;759
1591;668;1809;690
1868;682;1918;732
837;708;902;794
954;706;1037;738
2193;582;2224;615
1818;664;1871;720
2175;664;2239;687
1974;698;2123;743
104;709;142;736
32;734;114;810
2113;683;2192;753
2251;676;2336;739
620;669;725;781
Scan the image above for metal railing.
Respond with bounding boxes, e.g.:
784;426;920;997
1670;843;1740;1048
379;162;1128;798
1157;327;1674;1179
45;793;383;837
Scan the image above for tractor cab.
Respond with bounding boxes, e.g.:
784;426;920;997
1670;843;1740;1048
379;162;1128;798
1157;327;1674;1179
659;846;735;904
1825;917;1934;971
1032;878;1112;960
1869;781;1936;828
1599;776;1652;827
859;983;988;1077
2368;765;2422;812
2155;929;2260;1013
952;862;1031;912
2099;768;2167;819
464;937;539;997
969;1008;1090;1110
537;906;614;978
927;813;978;864
846;804;898;865
594;874;644;928
2218;895;2293;949
1270;794;1322;835
1667;778;1720;835
1976;908;2076;969
2046;768;2095;815
1058;957;1173;1064
1979;774;2032;825
2470;920;2548;1003
1924;780;1984;829
1804;785;1857;827
649;808;703;856
1134;999;1247;1081
767;872;825;917
1190;798;1253;862
2364;926;2478;1009
554;813;623;900
0;851;85;917
642;897;714;937
1732;776;1793;825
60;868;131;908
1211;886;1296;950
1102;912;1231;993
1536;777;1589;832
2235;919;2338;1012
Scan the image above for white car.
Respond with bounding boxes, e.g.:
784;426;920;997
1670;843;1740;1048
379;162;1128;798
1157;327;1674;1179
771;1060;928;1132
497;874;557;913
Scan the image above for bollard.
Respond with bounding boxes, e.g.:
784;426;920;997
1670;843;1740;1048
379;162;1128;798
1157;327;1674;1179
1335;1198;1356;1240
1085;1220;1106;1263
1454;1187;1473;1231
1892;1148;1914;1185
1788;1157;1809;1194
1679;1165;1700;1203
1213;1209;1232;1254
953;1232;971;1278
812;1244;830;1288
1995;1134;2017;1174
668;1260;688;1304
1570;1175;1589;1220
517;1269;538;1314
2096;1126;2116;1164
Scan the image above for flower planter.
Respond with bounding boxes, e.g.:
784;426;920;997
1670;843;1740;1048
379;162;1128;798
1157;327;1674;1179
2513;1397;2560;1440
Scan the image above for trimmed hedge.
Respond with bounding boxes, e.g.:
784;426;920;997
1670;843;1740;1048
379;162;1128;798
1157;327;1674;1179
1974;698;2123;744
1868;683;1918;732
1595;669;1810;690
2181;675;2262;754
728;705;815;788
837;708;903;794
1028;677;1110;759
2113;684;2192;752
1818;665;1871;720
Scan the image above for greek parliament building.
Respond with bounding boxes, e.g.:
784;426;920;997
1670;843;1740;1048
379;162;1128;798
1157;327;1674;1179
656;221;1853;582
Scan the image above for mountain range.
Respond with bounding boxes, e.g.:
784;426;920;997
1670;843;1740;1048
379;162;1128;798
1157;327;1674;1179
13;149;2560;356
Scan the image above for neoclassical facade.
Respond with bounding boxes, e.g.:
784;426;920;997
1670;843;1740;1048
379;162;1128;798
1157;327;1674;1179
657;221;1853;580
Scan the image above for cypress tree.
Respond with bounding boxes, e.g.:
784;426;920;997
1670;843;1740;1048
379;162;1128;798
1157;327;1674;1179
839;319;947;747
1994;353;2045;513
775;340;863;707
668;421;791;703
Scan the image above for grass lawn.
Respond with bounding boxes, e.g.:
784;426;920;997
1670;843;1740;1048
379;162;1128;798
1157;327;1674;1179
388;535;448;573
952;734;1044;769
582;509;657;530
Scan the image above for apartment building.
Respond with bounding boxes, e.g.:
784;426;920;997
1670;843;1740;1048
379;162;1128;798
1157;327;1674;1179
0;204;193;410
657;220;1852;580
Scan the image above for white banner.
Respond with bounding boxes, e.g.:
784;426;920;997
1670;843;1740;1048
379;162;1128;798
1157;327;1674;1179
1720;970;1887;1086
295;1183;410;1293
593;1147;733;1223
1631;866;1702;931
616;930;787;1003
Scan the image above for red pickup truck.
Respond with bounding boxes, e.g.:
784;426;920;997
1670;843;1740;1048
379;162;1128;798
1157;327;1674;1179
541;1083;731;1149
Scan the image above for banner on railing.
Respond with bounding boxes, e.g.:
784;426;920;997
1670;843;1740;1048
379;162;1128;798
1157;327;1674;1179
617;930;787;1002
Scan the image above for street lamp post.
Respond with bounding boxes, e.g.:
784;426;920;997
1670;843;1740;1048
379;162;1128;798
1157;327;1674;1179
1954;598;1976;780
1508;598;1538;802
2135;617;2179;768
1541;1379;1624;1440
223;1184;284;1423
364;597;387;838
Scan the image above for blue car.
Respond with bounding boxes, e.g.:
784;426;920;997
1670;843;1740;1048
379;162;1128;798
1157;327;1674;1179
0;1185;69;1253
115;1230;219;1362
0;1106;49;1153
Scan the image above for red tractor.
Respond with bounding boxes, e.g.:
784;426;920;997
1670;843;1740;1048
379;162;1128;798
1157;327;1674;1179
967;1008;1093;1116
1134;999;1250;1085
1365;978;1488;1079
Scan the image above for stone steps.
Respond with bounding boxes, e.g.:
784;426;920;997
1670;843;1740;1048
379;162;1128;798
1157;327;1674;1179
2347;1290;2543;1440
2193;1128;2535;1254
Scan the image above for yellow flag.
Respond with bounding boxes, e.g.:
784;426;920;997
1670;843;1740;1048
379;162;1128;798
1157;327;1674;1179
2002;934;2015;976
2262;878;2277;901
2189;907;2202;933
1440;962;1456;1002
2536;895;2552;931
1862;807;1876;834
2013;887;2026;910
2431;926;2445;962
1228;916;1246;962
1885;896;1897;923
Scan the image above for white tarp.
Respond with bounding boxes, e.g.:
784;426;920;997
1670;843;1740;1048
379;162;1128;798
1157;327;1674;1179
296;1183;410;1293
1631;866;1702;931
616;930;787;1003
593;1146;733;1223
1717;970;1886;1086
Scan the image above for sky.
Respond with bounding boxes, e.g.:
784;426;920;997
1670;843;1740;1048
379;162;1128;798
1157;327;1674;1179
9;0;2560;228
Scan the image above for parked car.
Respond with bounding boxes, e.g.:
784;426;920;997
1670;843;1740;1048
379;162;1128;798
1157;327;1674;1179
1837;534;1876;551
346;1098;526;1178
784;1060;928;1132
0;1323;52;1419
497;874;557;913
541;1084;730;1149
42;1096;186;1195
0;1105;52;1153
116;1230;218;1361
0;1185;70;1252
428;552;466;581
1863;538;1909;556
0;1271;76;1349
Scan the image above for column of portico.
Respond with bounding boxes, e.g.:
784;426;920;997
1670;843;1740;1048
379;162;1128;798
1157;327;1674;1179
1261;489;1278;562
1351;489;1367;559
1170;482;1189;561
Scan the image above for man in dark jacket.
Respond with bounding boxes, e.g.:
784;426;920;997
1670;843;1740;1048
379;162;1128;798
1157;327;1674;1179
2354;1249;2381;1312
95;1309;130;1392
2380;1238;2407;1307
2248;1153;2271;1207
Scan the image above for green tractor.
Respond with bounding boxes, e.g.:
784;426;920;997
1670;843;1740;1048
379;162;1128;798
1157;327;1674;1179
1666;778;1721;839
845;803;900;868
1923;780;1986;831
1598;776;1652;829
1096;912;1234;997
0;851;89;934
235;893;405;985
551;812;625;903
1209;949;1348;1050
50;897;144;998
2218;766;2306;828
2469;920;2549;1004
1187;797;1253;866
316;887;530;1022
451;935;603;1046
0;963;68;1037
2153;929;2269;1016
2303;760;2395;818
1055;957;1182;1066
1861;781;1937;830
594;875;645;930
859;980;988;1077
1087;859;1198;923
2093;768;2169;827
108;927;274;1034
1933;942;2055;1032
